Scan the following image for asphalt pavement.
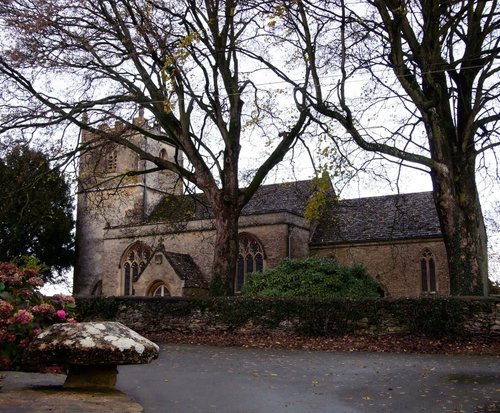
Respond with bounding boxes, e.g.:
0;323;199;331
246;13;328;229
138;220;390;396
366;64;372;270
117;344;500;413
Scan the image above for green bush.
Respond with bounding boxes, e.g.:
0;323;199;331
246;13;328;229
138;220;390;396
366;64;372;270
399;298;477;338
242;257;380;298
74;295;497;340
76;295;120;321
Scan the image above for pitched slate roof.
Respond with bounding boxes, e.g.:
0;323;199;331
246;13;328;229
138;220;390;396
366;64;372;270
149;180;314;221
163;251;208;288
311;191;442;245
150;181;441;245
241;180;313;216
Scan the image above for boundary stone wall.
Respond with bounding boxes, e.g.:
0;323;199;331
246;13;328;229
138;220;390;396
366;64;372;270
77;296;500;339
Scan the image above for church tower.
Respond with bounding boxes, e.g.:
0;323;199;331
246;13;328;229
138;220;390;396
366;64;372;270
74;110;182;296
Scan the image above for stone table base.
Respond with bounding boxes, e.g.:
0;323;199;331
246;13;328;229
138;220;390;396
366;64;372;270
0;371;143;413
64;364;118;389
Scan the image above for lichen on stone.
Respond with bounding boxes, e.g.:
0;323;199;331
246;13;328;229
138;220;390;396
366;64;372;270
79;337;96;348
104;335;146;354
23;321;159;366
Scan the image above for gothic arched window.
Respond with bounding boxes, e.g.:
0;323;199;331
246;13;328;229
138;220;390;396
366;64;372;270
153;284;169;296
124;263;132;296
235;234;265;293
420;248;437;293
150;282;171;297
121;241;152;296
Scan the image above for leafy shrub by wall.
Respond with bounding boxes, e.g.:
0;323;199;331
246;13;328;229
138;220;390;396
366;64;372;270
242;257;380;298
76;295;120;321
76;296;499;340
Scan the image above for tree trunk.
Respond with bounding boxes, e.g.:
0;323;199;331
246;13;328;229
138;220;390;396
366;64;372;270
209;201;240;296
431;162;489;296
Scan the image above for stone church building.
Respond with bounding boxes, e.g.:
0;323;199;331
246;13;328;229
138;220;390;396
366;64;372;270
74;114;450;298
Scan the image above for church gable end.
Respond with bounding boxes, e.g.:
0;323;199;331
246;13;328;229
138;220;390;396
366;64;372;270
119;242;209;298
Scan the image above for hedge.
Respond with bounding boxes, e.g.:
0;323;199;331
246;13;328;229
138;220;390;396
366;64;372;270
76;296;499;339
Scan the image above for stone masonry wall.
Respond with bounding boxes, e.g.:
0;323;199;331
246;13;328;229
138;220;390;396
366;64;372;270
77;296;500;338
312;239;449;298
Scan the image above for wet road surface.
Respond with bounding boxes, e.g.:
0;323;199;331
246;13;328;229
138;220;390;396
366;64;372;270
117;344;499;413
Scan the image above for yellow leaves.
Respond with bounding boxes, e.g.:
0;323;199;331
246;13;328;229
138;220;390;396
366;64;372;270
267;3;286;28
163;99;173;114
304;170;337;222
160;31;200;89
179;31;200;48
275;4;285;18
243;116;259;129
393;5;408;16
160;32;201;114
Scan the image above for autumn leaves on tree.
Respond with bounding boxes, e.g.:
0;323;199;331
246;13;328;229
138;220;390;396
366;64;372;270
0;0;498;295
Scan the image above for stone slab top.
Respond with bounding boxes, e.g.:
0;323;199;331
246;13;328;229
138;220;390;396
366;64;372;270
23;321;159;366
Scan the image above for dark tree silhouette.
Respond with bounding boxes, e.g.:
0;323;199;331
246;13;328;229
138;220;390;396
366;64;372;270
0;146;74;281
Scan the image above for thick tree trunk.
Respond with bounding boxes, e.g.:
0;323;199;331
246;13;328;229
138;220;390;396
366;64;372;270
431;162;489;296
209;202;240;296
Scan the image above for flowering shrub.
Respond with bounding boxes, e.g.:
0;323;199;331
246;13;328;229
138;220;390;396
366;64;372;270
0;262;76;371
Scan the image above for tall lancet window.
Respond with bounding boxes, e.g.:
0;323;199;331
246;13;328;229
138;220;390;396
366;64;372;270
236;234;265;293
121;241;152;296
420;248;437;293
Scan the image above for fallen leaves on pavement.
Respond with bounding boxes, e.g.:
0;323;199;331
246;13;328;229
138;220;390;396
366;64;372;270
145;331;499;355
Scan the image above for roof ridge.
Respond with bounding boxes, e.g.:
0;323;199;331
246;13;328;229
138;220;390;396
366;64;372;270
341;190;433;202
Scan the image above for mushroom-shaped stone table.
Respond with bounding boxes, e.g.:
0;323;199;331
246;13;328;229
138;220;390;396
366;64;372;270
23;321;159;389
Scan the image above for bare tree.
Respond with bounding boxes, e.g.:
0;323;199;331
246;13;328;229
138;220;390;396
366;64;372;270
0;0;309;295
255;0;500;295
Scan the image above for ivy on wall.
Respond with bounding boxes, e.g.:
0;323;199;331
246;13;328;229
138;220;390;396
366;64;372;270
76;296;498;339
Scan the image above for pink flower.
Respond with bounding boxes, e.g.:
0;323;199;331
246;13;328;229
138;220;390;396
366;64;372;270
52;294;75;304
0;262;23;286
23;269;39;279
0;328;16;343
31;327;43;337
13;309;34;325
5;274;23;287
56;309;66;320
32;303;56;317
0;301;14;319
27;276;44;287
0;262;18;277
19;337;31;348
17;288;33;299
